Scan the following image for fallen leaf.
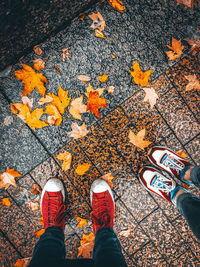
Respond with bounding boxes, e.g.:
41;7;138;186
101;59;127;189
1;197;11;206
108;0;126;11
166;37;184;60
38;95;54;105
87;91;107;118
56;151;72;171
14;257;31;267
80;14;85;21
101;173;115;188
22;96;33;111
185;74;200;91
89;12;106;32
78;232;95;258
107;86;115;94
77;75;91;82
48;85;71;114
185;38;200;55
33;228;45;237
28;201;39;211
3;115;14;126
60;47;71;62
33;45;42;55
15;63;48;96
76;217;87;228
54;65;61;75
85;83;104;98
176;149;188;159
143;87;159;109
69;96;87;120
95;29;107;39
45;104;62;126
119;229;131;238
33;58;45;71
129;61;153;87
129;128;152;150
0;168;21;189
76;163;90;175
31;183;42;195
99;74;108;82
67;122;89;139
111;54;116;58
176;0;194;8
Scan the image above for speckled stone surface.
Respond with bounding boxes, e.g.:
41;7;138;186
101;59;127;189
1;0;200;265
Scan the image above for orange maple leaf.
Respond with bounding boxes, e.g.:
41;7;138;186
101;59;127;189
15;63;48;96
76;163;90;175
0;168;21;189
129;61;153;87
88;12;106;32
108;0;126;11
99;74;108;82
129;128;152;150
166;37;184;60
87;91;107;118
1;197;11;206
185;74;200;91
76;217;87;228
78;232;95;258
33;228;45;237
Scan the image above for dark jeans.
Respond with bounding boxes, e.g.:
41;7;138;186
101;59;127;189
29;227;127;267
176;166;200;241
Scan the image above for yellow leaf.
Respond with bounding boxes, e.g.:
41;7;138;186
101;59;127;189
129;61;153;87
99;74;108;82
15;63;48;96
76;163;90;175
67;122;89;139
88;12;106;32
33;228;45;237
76;217;87;228
48;85;71;114
56;151;72;171
166;37;184;60
78;232;95;258
33;58;45;71
176;150;188;159
26;107;48;130
185;74;200;91
101;173;115;188
0;168;21;189
69;96;87;120
95;29;107;39
1;197;11;206
45;104;62;126
77;75;91;82
129;128;152;150
108;0;126;11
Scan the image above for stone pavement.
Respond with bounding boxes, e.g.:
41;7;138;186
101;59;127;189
0;0;200;265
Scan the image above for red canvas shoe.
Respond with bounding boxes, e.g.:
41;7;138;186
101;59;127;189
40;178;66;231
90;179;115;234
138;166;183;204
148;146;194;185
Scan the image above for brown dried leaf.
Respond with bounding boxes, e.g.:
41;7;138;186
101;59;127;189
60;47;71;62
0;168;21;189
129;128;152;150
185;74;200;91
166;37;184;60
33;58;45;71
69;96;87;120
88;12;106;32
77;75;91;82
33;45;42;55
143;87;159;109
31;183;42;195
54;65;61;75
67;122;89;139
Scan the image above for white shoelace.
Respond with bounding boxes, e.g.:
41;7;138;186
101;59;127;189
152;173;175;193
162;154;184;174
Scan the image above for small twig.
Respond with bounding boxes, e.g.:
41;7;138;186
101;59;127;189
17;125;24;135
62;115;74;121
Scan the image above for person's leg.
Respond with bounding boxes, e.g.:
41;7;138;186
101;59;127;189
90;179;127;267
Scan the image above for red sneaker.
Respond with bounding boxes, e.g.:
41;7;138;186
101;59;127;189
90;179;115;234
40;178;66;231
148;146;194;185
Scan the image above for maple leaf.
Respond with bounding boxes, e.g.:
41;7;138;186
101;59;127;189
129;128;152;150
76;163;90;175
87;91;107;118
45;104;62;126
176;149;188;159
33;58;45;71
21;96;33;111
38;95;54;105
185;38;200;55
14;257;31;267
176;0;194;8
107;86;115;94
143;87;159;109
88;12;106;32
56;151;72;171
78;232;95;258
101;173;115;188
77;75;91;82
33;45;42;55
69;96;87;120
31;183;42;194
0;168;21;189
108;0;126;11
95;29;107;39
76;217;87;228
1;197;11;206
33;228;45;237
129;61;153;87
99;74;108;82
47;85;71;114
67;122;89;139
60;47;71;62
15;63;48;96
185;74;200;91
85;83;104;98
166;37;184;60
